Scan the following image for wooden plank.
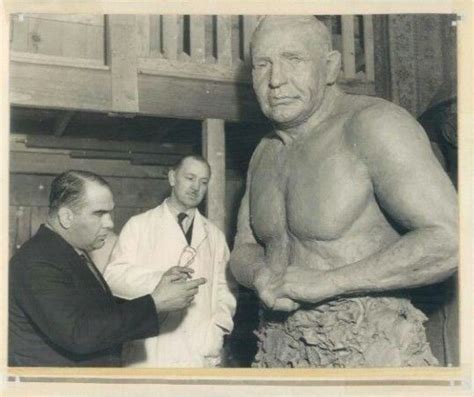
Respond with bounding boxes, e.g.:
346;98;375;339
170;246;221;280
243;15;258;62
149;15;162;57
69;151;181;166
10;151;170;180
23;134;193;155
14;206;32;250
363;15;375;81
61;20;88;59
10;14;29;52
10;60;111;111
9;174;171;208
139;56;251;83
202;119;226;232
106;15;139;113
26;14;104;26
85;22;105;62
10;51;108;69
30;206;49;236
136;15;151;57
138;72;265;122
190;15;206;63
53;111;75;137
341;15;356;79
217;16;232;66
162;15;179;60
26;16;63;56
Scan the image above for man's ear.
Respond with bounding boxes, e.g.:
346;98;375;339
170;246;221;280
57;207;74;229
326;50;342;85
168;169;176;187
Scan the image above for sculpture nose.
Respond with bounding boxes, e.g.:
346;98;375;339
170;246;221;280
269;61;287;88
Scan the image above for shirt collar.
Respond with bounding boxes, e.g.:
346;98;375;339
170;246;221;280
165;198;196;222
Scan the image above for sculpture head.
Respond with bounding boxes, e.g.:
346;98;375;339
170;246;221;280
251;16;341;129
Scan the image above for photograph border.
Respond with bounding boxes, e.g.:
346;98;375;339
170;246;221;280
1;1;472;396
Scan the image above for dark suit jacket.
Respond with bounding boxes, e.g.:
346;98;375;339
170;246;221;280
9;225;160;367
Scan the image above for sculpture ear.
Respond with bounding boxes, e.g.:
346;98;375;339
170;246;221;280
57;207;74;229
168;169;176;187
326;50;342;85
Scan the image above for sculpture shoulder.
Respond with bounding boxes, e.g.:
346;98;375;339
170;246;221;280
344;96;429;155
248;133;280;173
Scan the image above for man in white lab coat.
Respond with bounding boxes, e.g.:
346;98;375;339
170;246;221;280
104;155;237;367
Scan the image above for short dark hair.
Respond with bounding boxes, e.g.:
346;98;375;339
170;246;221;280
49;170;109;214
172;155;211;176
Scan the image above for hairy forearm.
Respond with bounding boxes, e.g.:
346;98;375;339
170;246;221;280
285;227;458;303
229;243;265;289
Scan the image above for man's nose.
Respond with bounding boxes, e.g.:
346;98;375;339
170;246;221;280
102;213;114;229
269;61;287;88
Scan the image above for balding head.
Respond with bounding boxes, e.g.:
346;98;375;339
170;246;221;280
252;16;333;58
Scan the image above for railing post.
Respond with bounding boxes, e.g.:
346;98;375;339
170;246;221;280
363;15;375;81
162;15;179;60
190;15;206;63
106;15;139;113
217;16;232;66
202;118;226;233
341;15;356;79
243;15;258;63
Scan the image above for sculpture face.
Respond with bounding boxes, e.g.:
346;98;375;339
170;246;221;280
252;19;330;128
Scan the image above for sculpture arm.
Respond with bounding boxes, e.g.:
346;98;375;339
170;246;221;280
229;145;267;290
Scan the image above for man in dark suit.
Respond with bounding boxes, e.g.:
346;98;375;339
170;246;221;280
9;170;206;367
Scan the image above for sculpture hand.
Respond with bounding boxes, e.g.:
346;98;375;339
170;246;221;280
254;266;299;312
281;265;337;304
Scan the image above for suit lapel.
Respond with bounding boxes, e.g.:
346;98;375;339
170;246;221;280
190;210;209;250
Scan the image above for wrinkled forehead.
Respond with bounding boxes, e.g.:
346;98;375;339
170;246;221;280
252;16;330;56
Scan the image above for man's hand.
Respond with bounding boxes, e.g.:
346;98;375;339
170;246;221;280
163;266;194;282
254;266;300;312
151;271;206;313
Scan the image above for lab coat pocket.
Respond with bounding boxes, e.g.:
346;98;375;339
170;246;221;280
201;322;225;358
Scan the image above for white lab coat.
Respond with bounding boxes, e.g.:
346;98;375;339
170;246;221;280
104;201;237;367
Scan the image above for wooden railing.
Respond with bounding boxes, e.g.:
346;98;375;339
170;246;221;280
135;15;375;83
10;14;376;121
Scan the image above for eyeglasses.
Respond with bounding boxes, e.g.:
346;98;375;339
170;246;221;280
177;245;197;267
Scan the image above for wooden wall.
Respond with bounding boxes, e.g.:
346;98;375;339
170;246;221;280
10;14;105;63
9;143;245;258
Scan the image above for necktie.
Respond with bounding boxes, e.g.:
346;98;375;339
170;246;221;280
177;212;193;245
177;212;188;233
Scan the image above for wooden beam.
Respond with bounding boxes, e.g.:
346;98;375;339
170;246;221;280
138;72;264;122
10;53;375;122
10;151;169;179
341;15;356;79
53;111;75;137
106;15;139;113
22;134;193;155
10;173;169;208
10;59;111;111
202;119;226;232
